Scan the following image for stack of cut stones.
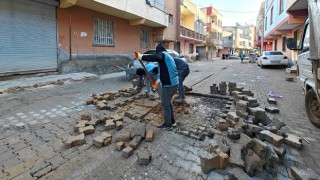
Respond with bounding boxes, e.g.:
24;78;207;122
210;84;218;94
219;81;227;95
228;82;237;95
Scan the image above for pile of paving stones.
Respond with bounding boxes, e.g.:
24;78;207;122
200;81;316;179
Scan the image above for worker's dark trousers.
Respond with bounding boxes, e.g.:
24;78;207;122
161;85;178;126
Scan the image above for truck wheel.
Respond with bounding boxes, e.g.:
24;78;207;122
305;89;320;128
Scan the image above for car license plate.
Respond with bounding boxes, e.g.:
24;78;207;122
272;60;280;63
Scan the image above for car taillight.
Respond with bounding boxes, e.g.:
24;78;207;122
262;57;268;60
283;56;288;59
297;64;299;76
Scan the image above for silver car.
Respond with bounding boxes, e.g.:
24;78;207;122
257;51;289;68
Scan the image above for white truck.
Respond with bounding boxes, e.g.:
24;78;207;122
287;0;320;127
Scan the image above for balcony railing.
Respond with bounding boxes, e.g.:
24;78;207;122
206;37;222;45
181;26;206;41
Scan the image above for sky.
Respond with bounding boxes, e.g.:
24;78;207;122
192;0;265;26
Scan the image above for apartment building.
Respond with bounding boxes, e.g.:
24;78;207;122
263;0;307;61
179;0;206;61
223;25;254;54
255;1;266;54
221;31;234;56
202;6;223;59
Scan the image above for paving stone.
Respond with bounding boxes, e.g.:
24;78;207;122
115;132;131;142
267;143;286;159
2;157;21;169
64;133;86;148
10;142;29;153
93;132;112;147
103;138;112;146
227;129;240;140
137;151;152;165
260;130;284;147
78;125;95;135
115;142;125;151
217;119;228;131
85;118;101;127
11;171;33;180
122;146;134;158
244;149;265;176
236;110;249;119
235;100;248;110
115;121;123;130
227;112;239;122
285;134;302;149
105;120;115;130
33;165;52;178
16;147;37;162
30;161;50;175
229;144;244;167
267;98;277;104
218;152;229;169
45;154;67;170
200;153;220;173
265;106;280;113
4;163;28;179
74;120;87;132
290;167;319;180
146;130;154;142
248;124;264;133
128;136;142;150
130;123;146;139
248;107;266;123
14;123;26;131
110;114;123;122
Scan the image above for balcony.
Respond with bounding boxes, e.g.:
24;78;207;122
180;26;206;42
207;23;222;33
206;37;222;45
180;0;197;16
60;0;167;27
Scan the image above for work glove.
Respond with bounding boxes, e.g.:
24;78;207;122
134;51;143;61
151;80;159;91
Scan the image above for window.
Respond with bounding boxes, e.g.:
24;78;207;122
279;0;284;14
265;17;268;31
140;29;150;48
282;37;287;51
302;24;310;51
169;14;173;25
270;7;273;25
93;17;114;46
189;43;194;53
274;39;277;50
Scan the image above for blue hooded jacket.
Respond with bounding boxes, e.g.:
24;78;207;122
141;44;178;87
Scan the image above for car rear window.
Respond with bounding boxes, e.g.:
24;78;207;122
265;52;283;55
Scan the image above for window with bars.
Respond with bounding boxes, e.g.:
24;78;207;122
93;17;114;46
189;43;194;53
279;0;284;14
169;14;173;25
140;29;150;48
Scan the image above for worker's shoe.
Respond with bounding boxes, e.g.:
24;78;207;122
175;99;186;104
171;123;177;127
157;124;173;131
143;94;149;99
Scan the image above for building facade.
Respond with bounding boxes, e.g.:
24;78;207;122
263;0;307;62
223;25;255;54
255;1;266;54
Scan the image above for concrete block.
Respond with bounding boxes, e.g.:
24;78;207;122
65;133;85;148
110;114;123;122
260;130;284;147
218;152;229;169
227;129;240;140
227;112;240;122
248;124;264;133
115;132;131;142
244;149;265;176
80;114;91;121
78;125;95;135
116;142;126;151
128;136;142;150
122;146;134;157
285;134;302;149
229;167;251;180
200;153;220;173
103;138;112;146
265;106;280;113
130;124;146;139
146;130;154;142
85;118;101;127
137;151;152;165
105;120;115;130
290;167;318;180
236;100;248;110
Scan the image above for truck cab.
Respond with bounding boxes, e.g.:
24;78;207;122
287;0;320;127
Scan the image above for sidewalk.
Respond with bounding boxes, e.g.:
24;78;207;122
0;71;125;94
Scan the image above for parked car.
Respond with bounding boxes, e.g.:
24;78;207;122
228;54;239;59
143;49;188;63
257;51;288;68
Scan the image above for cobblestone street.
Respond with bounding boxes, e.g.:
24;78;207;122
0;59;319;179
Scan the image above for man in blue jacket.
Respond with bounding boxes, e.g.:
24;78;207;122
135;44;178;130
173;57;190;104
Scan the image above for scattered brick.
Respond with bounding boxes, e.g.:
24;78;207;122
110;114;123;122
286;77;294;81
115;132;131;142
115;121;123;130
229;167;251;180
218;152;229;169
65;133;85;148
137;151;152;165
85;118;101;127
116;142;126;151
78;125;95;135
227;112;240;122
290;167;319;180
93;132;112;147
227;129;240;140
285;134;302;149
248;124;264;133
105;120;116;130
244;149;265;177
265;106;280;113
146;130;154;142
260;130;284;147
74;121;88;132
81;114;91;121
122;146;134;157
235;100;248;110
217;119;228;131
130;124;146;139
128;136;142;150
97;101;108;110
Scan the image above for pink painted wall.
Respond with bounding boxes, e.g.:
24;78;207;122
57;6;156;55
